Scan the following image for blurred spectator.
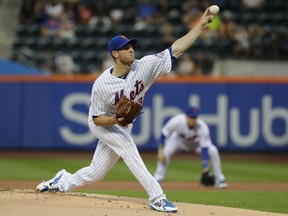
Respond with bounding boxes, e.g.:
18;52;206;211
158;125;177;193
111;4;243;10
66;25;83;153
266;33;280;60
279;28;288;59
40;15;61;37
134;0;158;31
62;1;77;21
223;19;236;40
159;22;176;50
101;54;114;71
181;0;201;15
89;14;112;29
194;65;204;76
182;10;202;30
176;54;196;76
36;51;54;73
241;0;264;11
208;15;221;32
20;0;37;24
200;14;221;47
157;0;170;21
44;0;64;18
219;18;237;58
136;0;157;20
20;0;46;24
110;6;124;26
33;1;47;24
194;52;214;75
76;3;94;25
233;26;250;59
181;0;202;30
249;23;265;59
87;64;101;74
13;0;288;74
89;3;112;28
55;53;79;74
58;12;75;39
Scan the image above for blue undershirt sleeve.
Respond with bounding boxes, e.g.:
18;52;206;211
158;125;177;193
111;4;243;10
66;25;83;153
158;133;166;146
201;147;209;170
168;47;176;63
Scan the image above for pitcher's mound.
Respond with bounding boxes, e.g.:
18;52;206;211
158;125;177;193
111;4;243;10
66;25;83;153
0;189;285;216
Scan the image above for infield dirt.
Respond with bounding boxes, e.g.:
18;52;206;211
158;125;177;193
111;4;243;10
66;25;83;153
1;189;288;216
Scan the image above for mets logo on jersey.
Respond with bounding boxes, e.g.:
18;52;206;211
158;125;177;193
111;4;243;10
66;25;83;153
154;51;165;58
114;80;145;105
179;133;198;141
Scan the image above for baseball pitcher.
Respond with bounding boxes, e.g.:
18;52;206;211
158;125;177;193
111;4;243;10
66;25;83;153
35;7;216;213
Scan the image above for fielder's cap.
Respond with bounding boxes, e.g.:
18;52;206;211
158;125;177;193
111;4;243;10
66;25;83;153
185;106;200;118
108;35;137;54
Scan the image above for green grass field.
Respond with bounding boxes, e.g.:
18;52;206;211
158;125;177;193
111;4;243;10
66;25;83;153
1;154;288;214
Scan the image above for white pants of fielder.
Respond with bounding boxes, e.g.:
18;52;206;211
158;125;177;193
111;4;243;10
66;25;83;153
154;133;226;184
55;120;165;202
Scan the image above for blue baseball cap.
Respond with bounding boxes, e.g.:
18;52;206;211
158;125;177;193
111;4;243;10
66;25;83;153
108;35;137;54
185;106;200;118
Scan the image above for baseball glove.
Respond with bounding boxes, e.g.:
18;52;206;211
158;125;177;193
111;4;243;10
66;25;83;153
115;95;142;127
200;170;215;186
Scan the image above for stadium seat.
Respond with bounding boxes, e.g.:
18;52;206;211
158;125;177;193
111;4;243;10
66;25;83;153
11;0;288;73
75;25;85;37
13;36;24;48
26;24;40;36
16;24;28;37
66;38;81;51
51;38;69;51
23;36;38;49
80;37;96;49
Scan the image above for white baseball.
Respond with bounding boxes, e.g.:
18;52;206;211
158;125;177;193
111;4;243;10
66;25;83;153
209;5;220;14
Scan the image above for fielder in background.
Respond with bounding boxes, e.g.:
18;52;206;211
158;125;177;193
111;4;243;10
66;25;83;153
35;6;216;213
154;106;228;188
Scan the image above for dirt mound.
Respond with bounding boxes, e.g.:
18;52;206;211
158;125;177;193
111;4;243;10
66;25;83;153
1;189;286;216
1;180;288;192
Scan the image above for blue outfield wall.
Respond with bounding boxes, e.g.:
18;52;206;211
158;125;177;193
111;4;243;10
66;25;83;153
0;76;287;152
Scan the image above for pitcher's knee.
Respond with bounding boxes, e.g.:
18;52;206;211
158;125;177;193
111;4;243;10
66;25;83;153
208;146;219;156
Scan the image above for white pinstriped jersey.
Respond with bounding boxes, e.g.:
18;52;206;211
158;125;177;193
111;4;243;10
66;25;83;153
88;49;172;122
162;114;213;149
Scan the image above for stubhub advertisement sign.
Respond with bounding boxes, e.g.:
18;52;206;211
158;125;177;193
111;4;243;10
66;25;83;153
0;78;287;151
